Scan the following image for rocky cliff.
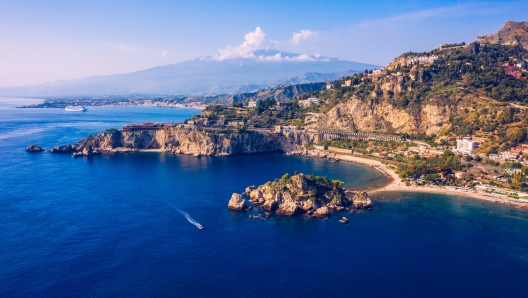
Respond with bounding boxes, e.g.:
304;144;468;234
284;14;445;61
308;75;470;134
49;126;313;157
234;173;371;217
477;21;528;50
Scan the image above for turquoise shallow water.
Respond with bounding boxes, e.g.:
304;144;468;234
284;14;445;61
2;98;528;297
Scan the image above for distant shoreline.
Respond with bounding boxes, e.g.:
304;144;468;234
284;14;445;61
18;104;205;110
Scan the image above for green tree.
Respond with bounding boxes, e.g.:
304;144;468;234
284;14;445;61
281;173;290;181
509;128;526;145
331;180;344;188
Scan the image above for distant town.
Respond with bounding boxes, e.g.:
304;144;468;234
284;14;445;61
20;95;209;110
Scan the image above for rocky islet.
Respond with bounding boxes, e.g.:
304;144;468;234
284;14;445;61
229;173;372;218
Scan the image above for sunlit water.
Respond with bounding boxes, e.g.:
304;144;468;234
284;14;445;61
1;98;528;297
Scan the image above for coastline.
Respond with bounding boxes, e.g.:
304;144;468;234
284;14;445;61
296;149;528;208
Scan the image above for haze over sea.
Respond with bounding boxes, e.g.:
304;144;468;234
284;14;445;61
2;98;528;297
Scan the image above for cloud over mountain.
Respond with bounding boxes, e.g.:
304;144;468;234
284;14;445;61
291;30;317;44
212;27;267;61
212;27;322;62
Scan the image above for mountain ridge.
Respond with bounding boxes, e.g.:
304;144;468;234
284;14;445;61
0;50;378;97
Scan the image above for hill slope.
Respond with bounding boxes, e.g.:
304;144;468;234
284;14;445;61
283;21;528;153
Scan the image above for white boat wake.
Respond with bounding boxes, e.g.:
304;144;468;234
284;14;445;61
176;209;203;229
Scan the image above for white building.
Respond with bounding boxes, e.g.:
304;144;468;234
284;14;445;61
500;149;522;162
247;100;257;108
298;97;320;107
275;125;301;133
326;84;332;90
454;137;480;155
411;56;438;64
341;80;352;87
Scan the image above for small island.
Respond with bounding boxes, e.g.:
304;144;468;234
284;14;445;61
26;144;44;152
228;173;372;218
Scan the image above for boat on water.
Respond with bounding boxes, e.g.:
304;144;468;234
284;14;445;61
339;217;349;223
197;224;203;229
65;106;87;112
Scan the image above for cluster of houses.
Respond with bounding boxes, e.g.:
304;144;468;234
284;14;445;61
365;68;389;82
411;55;439;64
187;116;245;129
121;123;172;132
488;147;528;163
452;136;528;163
298;97;320;107
141;100;208;109
491;61;527;81
246;97;321;110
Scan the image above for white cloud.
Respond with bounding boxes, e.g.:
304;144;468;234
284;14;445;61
212;27;266;61
161;50;169;58
99;42;137;52
211;27;327;62
291;30;316;44
255;53;327;62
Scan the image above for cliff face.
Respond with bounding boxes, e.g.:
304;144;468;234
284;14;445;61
308;76;469;134
52;126;313;156
477;21;528;49
386;55;417;71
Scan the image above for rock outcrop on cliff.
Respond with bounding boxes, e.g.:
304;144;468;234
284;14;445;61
26;144;44;152
477;21;528;50
238;173;371;217
49;126;313;157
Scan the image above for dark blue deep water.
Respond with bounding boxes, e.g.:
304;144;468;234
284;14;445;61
2;98;528;297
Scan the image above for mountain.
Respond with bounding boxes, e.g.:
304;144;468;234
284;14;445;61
194;82;328;105
0;50;378;97
477;21;528;49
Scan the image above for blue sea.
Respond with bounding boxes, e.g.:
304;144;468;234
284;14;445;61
2;98;528;297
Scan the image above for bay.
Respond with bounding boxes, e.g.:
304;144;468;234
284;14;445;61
1;98;528;297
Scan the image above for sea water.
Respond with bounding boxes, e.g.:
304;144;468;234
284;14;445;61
1;98;528;297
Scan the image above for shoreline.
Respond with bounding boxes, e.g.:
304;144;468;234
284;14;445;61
295;149;528;208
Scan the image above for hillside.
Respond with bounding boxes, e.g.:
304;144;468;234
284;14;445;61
264;22;522;152
193;82;326;105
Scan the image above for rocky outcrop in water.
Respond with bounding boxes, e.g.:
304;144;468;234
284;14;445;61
237;173;371;218
352;192;372;209
72;145;94;157
228;193;248;210
312;206;330;217
48;144;74;153
26;144;44;152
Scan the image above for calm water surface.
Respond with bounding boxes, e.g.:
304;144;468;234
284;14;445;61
1;98;528;297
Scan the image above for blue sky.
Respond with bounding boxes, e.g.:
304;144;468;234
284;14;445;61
1;0;527;86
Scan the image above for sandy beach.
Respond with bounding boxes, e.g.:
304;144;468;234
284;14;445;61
300;149;528;208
